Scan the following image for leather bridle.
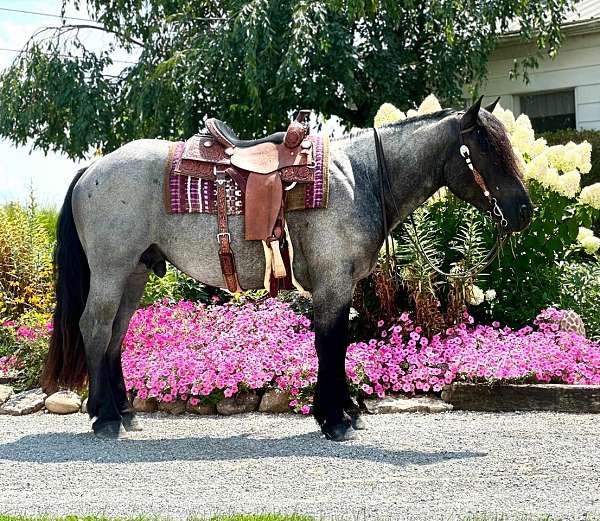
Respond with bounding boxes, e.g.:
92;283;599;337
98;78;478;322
374;124;510;281
458;124;509;229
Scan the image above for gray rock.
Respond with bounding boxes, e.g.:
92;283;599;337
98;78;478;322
0;384;13;406
132;396;158;413
258;389;291;413
158;399;186;415
364;395;453;414
0;388;47;416
186;400;217;415
559;309;586;337
217;391;260;415
80;398;88;414
45;390;82;414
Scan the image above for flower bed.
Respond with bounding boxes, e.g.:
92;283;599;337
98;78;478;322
121;301;600;413
2;301;599;413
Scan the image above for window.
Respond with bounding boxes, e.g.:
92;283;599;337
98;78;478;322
519;90;576;133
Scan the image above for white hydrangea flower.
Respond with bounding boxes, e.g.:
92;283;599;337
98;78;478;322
495;107;515;133
577;226;594;242
577;141;592;174
524;154;549;181
467;285;485;306
484;289;497;301
577;227;600;254
580;236;600;254
555;170;581;198
579;183;600;210
417;94;442;115
515;113;533;131
511;124;536;157
530;137;547;158
374;103;406;128
539;166;561;191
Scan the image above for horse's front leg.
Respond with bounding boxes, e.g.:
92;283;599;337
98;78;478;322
312;278;359;441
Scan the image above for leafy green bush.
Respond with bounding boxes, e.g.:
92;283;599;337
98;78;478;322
140;263;228;307
0;201;54;319
557;261;600;341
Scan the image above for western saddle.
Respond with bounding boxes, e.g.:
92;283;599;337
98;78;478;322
175;110;315;294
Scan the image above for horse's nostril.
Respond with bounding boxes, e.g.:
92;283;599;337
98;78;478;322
520;204;531;221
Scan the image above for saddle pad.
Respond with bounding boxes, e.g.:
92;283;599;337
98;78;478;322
164;135;330;215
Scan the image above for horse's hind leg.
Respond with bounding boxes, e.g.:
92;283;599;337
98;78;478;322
80;269;130;438
105;263;150;432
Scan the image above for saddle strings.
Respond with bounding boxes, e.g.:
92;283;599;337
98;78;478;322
372;127;507;281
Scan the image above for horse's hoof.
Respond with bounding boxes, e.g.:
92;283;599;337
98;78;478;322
322;421;358;442
93;421;128;439
350;415;368;431
121;413;142;432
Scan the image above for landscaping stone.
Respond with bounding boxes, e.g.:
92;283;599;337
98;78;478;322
558;309;586;337
186;401;217;415
363;395;453;414
258;389;291;413
442;383;600;413
0;375;17;385
0;384;13;406
158;399;186;415
45;390;82;414
216;391;260;415
0;388;46;415
80;398;88;414
132;396;158;413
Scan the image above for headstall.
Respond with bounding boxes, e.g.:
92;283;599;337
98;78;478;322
374;123;510;281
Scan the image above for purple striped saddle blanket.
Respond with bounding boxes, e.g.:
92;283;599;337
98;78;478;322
163;135;330;215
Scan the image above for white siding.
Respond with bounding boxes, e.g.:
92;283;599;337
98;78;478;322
476;29;600;130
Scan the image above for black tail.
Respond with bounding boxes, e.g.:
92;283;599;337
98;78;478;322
41;167;90;393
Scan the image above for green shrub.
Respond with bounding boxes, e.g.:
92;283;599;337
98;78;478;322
140;263;228;307
0;201;54;319
557;261;600;341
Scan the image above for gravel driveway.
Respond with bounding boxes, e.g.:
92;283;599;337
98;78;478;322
0;411;598;520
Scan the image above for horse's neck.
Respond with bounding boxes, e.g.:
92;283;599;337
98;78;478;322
344;116;456;230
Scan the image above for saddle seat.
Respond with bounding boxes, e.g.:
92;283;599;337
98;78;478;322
174;110;315;295
209;119;285;148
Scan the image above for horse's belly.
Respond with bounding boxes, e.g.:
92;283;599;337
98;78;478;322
156;213;310;291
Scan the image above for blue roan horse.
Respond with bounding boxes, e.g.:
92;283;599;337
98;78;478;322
42;97;533;441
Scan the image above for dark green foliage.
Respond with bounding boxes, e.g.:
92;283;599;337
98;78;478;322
541;129;600;187
140;263;229;307
0;0;575;158
557;261;600;341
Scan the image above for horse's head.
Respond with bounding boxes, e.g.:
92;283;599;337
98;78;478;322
444;97;533;233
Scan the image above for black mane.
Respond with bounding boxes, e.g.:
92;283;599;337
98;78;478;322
478;110;523;180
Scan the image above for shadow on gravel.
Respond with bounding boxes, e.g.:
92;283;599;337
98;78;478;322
0;431;485;466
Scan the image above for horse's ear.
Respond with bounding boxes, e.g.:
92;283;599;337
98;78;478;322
461;95;483;131
484;96;501;113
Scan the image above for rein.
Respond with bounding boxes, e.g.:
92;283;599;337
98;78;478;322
373;126;510;281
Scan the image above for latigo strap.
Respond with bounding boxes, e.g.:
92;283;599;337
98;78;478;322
216;170;242;293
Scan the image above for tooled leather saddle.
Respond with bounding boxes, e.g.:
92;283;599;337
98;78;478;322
174;110;315;294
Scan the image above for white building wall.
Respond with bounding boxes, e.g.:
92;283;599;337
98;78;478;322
479;28;600;130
